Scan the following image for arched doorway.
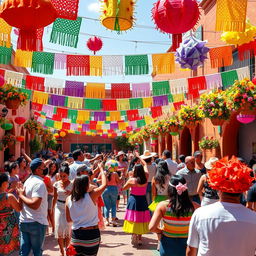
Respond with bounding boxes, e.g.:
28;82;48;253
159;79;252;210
180;127;192;156
238;120;256;163
20;127;25;151
222;115;240;157
25;130;30;154
165;133;172;153
4;120;16;161
193;124;200;152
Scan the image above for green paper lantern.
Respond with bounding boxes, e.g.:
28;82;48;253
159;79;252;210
170;132;179;136
1;122;13;131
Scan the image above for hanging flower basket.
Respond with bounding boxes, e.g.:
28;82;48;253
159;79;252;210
210;118;226;126
30;129;36;140
5;98;21;110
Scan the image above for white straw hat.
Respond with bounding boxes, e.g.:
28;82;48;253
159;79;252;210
140;150;157;160
205;157;219;170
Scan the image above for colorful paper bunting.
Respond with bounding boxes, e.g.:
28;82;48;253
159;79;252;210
209;46;233;68
125;55;149;75
152;53;175;75
50;17;82;48
51;0;79;20
67;55;90;76
32;52;55;74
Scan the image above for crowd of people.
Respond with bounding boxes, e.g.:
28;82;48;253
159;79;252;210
0;147;256;256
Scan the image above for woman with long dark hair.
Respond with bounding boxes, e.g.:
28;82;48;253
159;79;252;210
149;161;171;251
149;175;199;256
53;163;72;256
65;162;107;256
122;154;150;246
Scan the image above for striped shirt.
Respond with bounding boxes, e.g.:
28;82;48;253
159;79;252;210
163;206;193;238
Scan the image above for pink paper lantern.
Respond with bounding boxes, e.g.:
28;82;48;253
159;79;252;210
0;75;5;87
87;36;103;55
236;114;255;124
152;0;200;51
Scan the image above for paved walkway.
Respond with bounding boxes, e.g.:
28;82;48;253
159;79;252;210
42;202;159;256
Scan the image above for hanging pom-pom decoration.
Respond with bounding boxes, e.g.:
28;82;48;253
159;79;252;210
152;0;200;51
87;36;103;55
175;36;209;70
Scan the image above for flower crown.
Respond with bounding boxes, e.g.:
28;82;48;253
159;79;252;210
208;156;254;193
170;182;188;195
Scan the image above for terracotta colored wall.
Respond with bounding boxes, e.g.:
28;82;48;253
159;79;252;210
57;133;117;153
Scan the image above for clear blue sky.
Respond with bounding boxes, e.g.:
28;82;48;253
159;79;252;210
24;0;175;83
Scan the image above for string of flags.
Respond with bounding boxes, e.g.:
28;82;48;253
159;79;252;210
0;41;254;76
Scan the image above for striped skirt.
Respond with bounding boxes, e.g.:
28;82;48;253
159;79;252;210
71;228;101;256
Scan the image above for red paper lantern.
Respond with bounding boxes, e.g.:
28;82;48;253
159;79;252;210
87;36;103;55
0;0;57;51
14;117;26;125
152;0;200;51
16;136;25;142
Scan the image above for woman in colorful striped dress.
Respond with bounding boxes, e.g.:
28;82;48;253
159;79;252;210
149;175;199;256
122;157;151;246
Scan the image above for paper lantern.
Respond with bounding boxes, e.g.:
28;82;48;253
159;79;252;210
14;117;26;125
87;36;103;55
236;114;255;124
16;135;25;142
221;20;256;46
0;75;5;87
0;0;57;51
59;130;67;138
176;36;209;70
1;122;13;130
152;0;200;51
101;0;135;32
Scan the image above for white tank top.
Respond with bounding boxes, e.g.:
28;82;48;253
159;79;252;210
155;175;170;196
67;193;98;230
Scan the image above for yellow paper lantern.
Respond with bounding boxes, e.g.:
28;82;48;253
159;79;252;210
221;20;256;46
101;0;135;32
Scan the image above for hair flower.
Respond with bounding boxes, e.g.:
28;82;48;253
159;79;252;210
170;182;188;195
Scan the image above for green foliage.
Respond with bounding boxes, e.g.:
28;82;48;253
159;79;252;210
115;136;135;151
199;136;219;150
30;137;42;154
46;138;58;150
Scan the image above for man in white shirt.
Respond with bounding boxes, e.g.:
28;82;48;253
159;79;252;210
186;157;256;256
162;150;178;176
69;149;102;180
17;158;48;256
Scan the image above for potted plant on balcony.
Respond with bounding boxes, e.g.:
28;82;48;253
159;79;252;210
0;84;28;111
199;90;231;126
1;133;16;148
178;105;204;129
226;78;256;115
168;116;183;133
199;136;219;161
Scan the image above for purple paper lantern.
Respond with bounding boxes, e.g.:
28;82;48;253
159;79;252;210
175;36;209;70
236;114;255;124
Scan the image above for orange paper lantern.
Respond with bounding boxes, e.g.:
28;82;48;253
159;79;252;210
0;0;57;51
59;130;67;138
